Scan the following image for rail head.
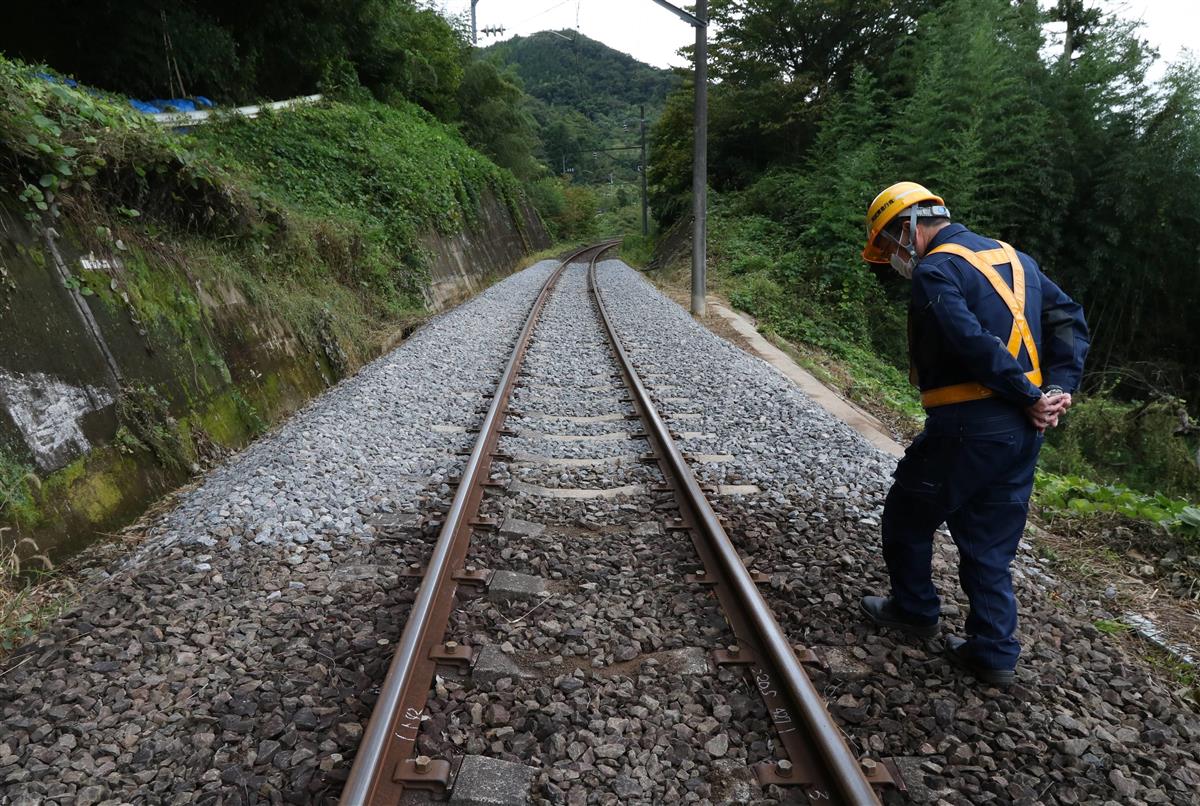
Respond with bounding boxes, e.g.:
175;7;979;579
586;252;883;805
341;242;612;805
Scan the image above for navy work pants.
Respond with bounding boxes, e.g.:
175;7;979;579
881;412;1041;670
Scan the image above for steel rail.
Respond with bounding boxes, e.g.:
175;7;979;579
342;242;617;805
587;253;882;805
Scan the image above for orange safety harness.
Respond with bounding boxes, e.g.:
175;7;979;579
918;241;1042;408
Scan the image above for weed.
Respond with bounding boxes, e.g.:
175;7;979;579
0;535;76;655
1094;618;1133;634
0;448;40;527
231;390;267;436
1041;395;1200;500
1133;640;1199;704
619;233;654;268
115;384;192;474
1035;470;1199;538
1035;543;1060;563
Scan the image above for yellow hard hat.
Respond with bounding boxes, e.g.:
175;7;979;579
862;181;946;263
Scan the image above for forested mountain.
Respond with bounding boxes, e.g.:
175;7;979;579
482;30;678;231
483;31;678;119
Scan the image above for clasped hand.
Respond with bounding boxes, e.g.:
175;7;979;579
1027;392;1072;433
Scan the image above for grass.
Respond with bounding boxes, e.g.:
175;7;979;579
189;99;526;318
0;535;77;655
618;232;654;268
1094;618;1133;635
0;449;40;528
1141;645;1199;700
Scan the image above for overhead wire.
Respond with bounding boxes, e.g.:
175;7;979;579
512;0;576;26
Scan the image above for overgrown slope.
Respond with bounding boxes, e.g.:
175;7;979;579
0;57;543;562
191;99;531;316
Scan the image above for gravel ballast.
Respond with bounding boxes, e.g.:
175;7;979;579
1;254;1197;806
0;262;559;805
595;258;1200;805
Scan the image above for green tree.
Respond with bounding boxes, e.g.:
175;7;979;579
889;0;1070;258
456;60;541;180
482;32;677;117
771;67;901;356
703;0;945;179
1089;60;1200;398
346;0;468;116
0;0;471;114
646;78;695;226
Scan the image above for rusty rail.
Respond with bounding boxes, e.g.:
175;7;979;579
586;251;894;804
341;242;618;805
342;242;893;804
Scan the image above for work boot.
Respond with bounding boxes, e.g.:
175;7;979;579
859;595;939;639
945;635;1016;687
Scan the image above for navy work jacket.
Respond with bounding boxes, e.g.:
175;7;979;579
910;224;1090;417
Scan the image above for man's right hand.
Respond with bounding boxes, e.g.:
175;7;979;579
1027;393;1070;433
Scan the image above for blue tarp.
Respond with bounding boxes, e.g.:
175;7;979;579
32;72;217;116
36;72;78;88
150;98;196;112
130;96;216;114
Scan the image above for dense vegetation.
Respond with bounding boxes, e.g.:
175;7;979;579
0;0;466;108
192;101;530;306
483;32;678;238
0;54;524;320
650;0;1200;506
1;1;557;211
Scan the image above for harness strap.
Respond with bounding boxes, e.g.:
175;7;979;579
918;241;1042;407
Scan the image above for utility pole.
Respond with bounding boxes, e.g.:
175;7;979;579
640;104;649;237
471;0;479;45
648;0;707;316
691;3;707;316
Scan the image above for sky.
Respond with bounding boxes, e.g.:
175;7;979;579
436;0;1194;80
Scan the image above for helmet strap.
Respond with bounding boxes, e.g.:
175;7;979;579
903;206;919;263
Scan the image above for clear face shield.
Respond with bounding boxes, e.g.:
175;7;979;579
872;204;950;279
875;209;919;279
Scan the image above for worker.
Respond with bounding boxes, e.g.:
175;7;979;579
858;182;1089;686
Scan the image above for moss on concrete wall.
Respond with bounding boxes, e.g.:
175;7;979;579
0;64;549;563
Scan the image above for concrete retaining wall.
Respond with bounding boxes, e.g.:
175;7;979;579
0;191;548;560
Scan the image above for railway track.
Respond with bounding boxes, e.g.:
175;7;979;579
340;243;903;805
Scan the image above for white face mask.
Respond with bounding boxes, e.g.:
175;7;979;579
889;250;915;279
887;220;917;279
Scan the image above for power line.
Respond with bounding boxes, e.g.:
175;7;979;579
513;0;575;26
